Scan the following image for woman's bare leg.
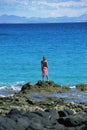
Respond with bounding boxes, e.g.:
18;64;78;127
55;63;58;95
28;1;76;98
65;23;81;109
46;75;48;81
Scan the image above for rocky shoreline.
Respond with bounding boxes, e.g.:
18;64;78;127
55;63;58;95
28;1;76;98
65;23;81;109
0;80;87;130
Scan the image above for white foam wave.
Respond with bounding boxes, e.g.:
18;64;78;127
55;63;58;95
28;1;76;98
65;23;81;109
0;81;25;91
70;86;76;89
0;94;5;97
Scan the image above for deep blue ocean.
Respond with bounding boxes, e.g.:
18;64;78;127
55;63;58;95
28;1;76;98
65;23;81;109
0;22;87;98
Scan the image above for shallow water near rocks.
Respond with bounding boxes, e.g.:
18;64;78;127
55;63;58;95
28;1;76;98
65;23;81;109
26;88;87;103
1;87;87;103
24;92;51;102
52;89;87;103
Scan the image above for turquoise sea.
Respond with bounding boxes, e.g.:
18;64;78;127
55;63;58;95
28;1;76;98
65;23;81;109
0;22;87;99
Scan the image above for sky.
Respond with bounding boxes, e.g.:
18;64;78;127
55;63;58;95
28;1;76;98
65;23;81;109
0;0;87;18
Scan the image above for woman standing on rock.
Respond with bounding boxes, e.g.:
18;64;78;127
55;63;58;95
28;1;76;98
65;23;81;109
41;56;48;81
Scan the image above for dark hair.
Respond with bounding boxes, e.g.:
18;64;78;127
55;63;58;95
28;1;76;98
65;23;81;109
43;56;46;60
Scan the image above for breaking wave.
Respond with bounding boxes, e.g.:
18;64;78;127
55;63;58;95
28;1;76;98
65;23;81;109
0;81;25;97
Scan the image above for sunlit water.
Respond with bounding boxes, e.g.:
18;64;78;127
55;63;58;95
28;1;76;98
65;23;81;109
0;23;87;99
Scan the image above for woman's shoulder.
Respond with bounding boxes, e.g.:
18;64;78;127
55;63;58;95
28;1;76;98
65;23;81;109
41;60;48;63
45;60;48;62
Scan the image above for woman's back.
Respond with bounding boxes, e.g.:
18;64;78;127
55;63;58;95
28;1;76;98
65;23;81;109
42;60;48;68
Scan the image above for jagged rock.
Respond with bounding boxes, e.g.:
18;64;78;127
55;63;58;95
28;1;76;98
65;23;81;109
20;80;69;94
76;83;87;91
0;80;87;130
0;109;87;130
21;82;34;92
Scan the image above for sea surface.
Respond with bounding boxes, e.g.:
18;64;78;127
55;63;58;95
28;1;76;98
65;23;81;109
0;22;87;101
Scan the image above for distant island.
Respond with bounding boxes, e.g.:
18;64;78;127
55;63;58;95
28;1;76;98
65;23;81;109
0;14;87;23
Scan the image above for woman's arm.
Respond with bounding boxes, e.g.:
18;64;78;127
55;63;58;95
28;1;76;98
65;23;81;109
41;61;43;70
47;61;48;68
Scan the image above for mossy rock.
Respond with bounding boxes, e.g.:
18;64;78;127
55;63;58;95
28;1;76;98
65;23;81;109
76;84;87;91
35;80;61;88
21;80;62;93
62;86;70;92
21;82;34;93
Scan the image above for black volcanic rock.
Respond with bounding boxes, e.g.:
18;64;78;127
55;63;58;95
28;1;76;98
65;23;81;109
0;108;87;130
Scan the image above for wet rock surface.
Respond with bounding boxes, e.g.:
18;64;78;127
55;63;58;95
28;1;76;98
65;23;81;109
0;108;87;130
76;83;87;91
0;81;87;130
21;80;70;94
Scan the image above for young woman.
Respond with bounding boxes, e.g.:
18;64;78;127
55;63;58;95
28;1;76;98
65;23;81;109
41;56;48;81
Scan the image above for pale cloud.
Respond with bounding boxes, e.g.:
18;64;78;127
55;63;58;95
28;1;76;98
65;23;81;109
0;0;87;18
1;0;87;7
31;0;87;17
2;0;16;2
49;8;87;17
0;0;29;6
37;0;87;8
